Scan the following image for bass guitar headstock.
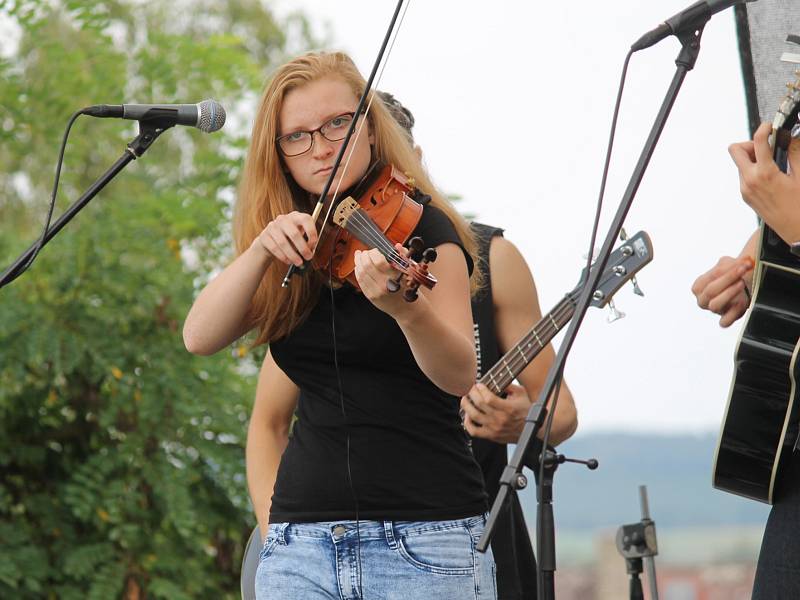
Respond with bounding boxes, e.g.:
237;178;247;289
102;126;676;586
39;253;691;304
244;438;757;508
580;230;654;311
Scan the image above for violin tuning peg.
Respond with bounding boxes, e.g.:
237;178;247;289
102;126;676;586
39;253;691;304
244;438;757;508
407;236;425;259
631;276;644;297
403;287;419;302
422;248;437;264
606;299;626;323
386;273;403;293
412;189;432;205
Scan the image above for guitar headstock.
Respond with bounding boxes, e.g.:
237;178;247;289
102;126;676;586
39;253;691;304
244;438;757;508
583;231;654;309
772;38;800;149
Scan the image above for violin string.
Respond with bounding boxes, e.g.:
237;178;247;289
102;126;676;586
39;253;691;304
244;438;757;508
346;210;437;287
337;207;407;261
339;219;400;262
341;211;440;290
321;0;413;231
344;212;433;281
343;223;412;274
343;210;399;255
345;211;408;265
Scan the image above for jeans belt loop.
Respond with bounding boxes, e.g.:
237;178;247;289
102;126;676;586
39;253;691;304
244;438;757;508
383;520;397;549
275;522;288;545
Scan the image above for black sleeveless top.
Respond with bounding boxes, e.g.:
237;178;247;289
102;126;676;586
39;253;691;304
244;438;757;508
268;205;487;523
471;222;540;600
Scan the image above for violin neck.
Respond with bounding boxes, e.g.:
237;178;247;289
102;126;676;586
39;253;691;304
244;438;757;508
479;295;576;395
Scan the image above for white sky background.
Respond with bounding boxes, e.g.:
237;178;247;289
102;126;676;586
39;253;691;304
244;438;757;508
272;0;767;433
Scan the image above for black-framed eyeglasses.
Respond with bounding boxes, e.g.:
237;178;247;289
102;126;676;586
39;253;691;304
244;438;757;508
276;112;359;157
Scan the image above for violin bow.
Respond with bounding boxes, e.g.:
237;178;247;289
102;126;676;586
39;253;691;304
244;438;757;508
281;0;411;288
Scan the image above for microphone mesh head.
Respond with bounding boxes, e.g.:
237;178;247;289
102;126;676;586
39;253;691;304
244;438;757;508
197;99;226;133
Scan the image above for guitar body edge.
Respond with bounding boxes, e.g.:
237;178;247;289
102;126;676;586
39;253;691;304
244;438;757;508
713;243;800;504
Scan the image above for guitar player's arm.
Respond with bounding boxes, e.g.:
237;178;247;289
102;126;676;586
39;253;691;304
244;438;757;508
693;122;800;327
246;349;298;542
729;122;800;245
691;230;757;328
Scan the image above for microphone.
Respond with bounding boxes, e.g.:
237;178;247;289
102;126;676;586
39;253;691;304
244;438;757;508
631;0;757;52
83;99;226;133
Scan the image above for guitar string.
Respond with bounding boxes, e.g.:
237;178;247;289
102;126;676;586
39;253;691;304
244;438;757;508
481;299;576;394
480;260;638;394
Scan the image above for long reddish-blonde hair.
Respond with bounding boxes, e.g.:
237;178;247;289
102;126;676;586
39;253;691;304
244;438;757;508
235;51;479;344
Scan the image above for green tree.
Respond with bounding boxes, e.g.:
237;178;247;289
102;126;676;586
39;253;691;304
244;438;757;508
0;1;315;597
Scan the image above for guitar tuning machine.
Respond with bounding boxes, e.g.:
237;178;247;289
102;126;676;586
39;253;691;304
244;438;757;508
582;247;600;265
607;299;626;323
631;276;644;297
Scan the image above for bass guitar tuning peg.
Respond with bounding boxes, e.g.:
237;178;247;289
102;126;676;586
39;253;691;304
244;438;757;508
631;275;644;297
607;299;626;323
582;248;600;264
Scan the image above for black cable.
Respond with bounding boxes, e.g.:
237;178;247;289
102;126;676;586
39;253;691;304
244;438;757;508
4;109;86;285
535;48;634;592
583;48;634;275
328;266;363;594
538;48;634;457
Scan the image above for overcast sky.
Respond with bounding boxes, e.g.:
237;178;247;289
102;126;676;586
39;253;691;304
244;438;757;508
272;0;774;433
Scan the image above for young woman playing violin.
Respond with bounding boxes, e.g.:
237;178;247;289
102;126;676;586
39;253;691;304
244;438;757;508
246;90;578;600
183;52;496;599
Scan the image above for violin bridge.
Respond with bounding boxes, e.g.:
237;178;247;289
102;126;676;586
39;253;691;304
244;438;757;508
332;197;360;227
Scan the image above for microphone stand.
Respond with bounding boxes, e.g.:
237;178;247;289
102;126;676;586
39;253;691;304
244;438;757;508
0;120;173;289
476;23;708;600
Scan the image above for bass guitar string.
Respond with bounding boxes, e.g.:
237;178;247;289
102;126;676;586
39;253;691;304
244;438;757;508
481;299;576;394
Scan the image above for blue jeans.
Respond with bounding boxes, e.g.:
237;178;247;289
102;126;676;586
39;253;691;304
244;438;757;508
255;514;497;600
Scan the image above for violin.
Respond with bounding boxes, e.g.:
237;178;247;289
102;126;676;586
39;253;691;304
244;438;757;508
311;161;438;302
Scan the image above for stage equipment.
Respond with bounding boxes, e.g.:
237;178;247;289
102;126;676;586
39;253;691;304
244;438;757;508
477;3;745;599
615;485;660;600
713;37;800;503
84;99;226;133
632;0;756;51
0;99;226;289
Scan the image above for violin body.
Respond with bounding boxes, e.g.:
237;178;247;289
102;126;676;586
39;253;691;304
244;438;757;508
312;162;430;292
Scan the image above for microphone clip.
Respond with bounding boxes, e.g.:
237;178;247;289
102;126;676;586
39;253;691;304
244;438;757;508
125;119;174;159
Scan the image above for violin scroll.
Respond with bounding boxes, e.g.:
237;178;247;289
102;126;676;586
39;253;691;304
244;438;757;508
401;238;438;302
384;236;438;301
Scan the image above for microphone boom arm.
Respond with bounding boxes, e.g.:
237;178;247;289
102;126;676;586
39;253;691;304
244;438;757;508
0;120;172;289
